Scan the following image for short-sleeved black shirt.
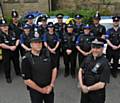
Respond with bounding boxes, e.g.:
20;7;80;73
80;54;110;86
21;51;55;87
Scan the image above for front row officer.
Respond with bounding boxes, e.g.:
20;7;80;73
21;37;57;103
0;18;21;83
78;38;110;103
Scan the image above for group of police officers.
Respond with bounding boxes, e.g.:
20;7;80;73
0;8;119;103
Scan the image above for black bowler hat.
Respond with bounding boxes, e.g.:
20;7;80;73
112;16;120;22
56;13;64;19
0;18;8;26
11;9;19;18
30;37;42;43
74;14;83;19
93;11;101;20
26;14;34;19
91;38;106;48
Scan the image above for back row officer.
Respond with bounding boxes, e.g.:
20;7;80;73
55;14;66;56
91;11;106;39
74;14;84;35
106;16;120;78
0;18;21;83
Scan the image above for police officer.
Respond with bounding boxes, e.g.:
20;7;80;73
0;18;21;83
62;23;77;78
43;22;60;70
91;11;106;38
20;24;33;56
9;9;23;64
9;9;23;39
78;38;110;103
21;37;57;103
26;14;35;32
55;13;66;39
76;24;95;66
106;16;120;78
74;14;84;35
55;14;66;56
0;30;3;72
37;15;48;36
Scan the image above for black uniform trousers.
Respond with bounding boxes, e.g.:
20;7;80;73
63;49;76;76
81;91;105;103
78;53;86;66
49;49;60;70
29;88;54;103
106;48;119;74
3;49;21;79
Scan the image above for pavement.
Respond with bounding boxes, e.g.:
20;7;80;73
0;60;120;103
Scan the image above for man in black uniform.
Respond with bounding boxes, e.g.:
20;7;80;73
62;23;77;78
91;11;106;39
74;14;84;35
55;13;66;39
0;18;21;83
78;38;110;103
55;14;66;56
37;15;48;36
106;16;120;78
9;9;23;56
21;37;57;103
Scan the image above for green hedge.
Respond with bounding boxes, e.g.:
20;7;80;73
4;8;111;24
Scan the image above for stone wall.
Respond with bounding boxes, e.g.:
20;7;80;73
56;0;120;15
2;0;49;16
2;0;120;16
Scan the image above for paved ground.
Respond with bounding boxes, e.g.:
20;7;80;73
0;60;120;103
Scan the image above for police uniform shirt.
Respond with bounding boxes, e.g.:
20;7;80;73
106;27;120;46
91;24;106;38
0;30;18;46
76;34;95;52
80;54;110;86
43;33;60;48
9;22;23;39
21;51;55;87
62;32;76;50
20;33;33;48
54;23;66;39
74;23;84;35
